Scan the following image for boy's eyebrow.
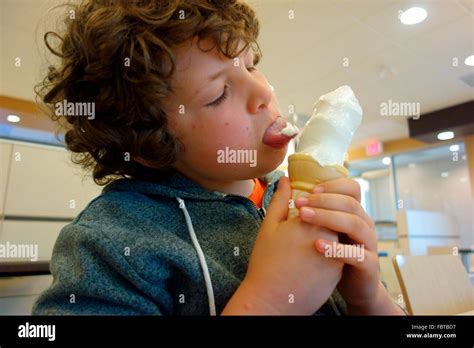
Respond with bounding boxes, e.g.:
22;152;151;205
189;67;226;100
206;67;227;83
206;47;253;82
193;47;253;98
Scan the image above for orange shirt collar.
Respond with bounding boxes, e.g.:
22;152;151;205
248;178;266;209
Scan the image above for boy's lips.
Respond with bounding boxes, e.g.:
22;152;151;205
262;116;297;149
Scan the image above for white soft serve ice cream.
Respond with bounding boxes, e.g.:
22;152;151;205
280;122;299;137
296;85;363;166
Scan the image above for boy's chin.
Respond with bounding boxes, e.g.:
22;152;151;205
263;145;288;167
210;144;288;179
211;159;284;181
237;154;287;179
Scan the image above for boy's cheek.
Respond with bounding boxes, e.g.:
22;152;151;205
213;131;259;153
199;121;256;147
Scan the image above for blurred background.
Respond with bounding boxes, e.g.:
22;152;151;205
1;0;473;314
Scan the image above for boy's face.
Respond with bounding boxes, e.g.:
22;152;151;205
162;37;293;182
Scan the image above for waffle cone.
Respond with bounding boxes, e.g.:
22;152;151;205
288;153;348;192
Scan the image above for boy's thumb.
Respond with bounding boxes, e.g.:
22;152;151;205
265;176;292;222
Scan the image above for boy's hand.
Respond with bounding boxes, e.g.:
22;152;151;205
294;178;404;315
223;176;343;315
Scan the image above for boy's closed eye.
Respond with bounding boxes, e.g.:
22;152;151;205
204;51;260;108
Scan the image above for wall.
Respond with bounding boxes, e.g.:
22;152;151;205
1;140;102;261
395;158;473;248
0;139;102;314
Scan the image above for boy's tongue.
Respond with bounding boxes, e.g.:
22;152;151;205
262;116;297;149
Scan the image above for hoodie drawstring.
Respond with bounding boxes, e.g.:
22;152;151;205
176;197;216;316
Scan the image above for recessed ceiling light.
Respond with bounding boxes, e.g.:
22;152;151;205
465;55;474;66
7;114;21;123
382;156;391;165
441;172;449;178
400;7;428;25
460;177;467;183
437;131;454;141
449;144;460;152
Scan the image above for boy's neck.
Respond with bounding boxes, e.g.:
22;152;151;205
208;178;255;197
176;168;255;197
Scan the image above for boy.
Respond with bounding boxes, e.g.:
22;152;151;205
33;0;403;315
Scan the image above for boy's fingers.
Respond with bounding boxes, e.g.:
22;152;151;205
264;176;291;223
313;178;361;202
300;207;377;251
295;193;375;229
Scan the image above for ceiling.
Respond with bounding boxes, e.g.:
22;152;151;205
1;0;473;148
249;0;474;147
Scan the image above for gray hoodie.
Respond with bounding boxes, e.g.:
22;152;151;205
32;170;346;315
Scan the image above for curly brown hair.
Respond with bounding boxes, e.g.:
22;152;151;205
36;0;261;185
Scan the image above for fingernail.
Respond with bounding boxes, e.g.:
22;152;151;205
316;239;331;252
300;207;315;220
295;197;308;206
313;185;324;193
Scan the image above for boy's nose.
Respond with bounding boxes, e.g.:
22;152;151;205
247;78;274;115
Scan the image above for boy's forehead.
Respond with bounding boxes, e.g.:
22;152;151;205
173;37;223;75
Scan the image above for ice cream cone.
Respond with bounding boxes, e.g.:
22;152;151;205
286;85;362;218
287;153;349;218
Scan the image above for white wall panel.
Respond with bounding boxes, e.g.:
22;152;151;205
1;220;66;261
0;275;52;315
4;143;101;218
0;142;13;215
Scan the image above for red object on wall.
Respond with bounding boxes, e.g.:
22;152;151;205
366;139;384;156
